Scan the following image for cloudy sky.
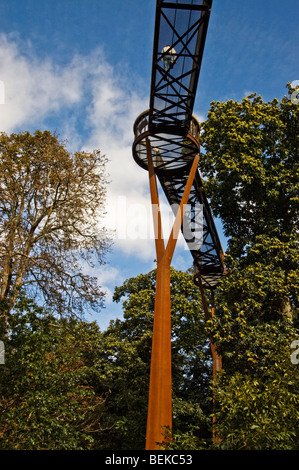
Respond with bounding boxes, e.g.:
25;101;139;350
0;0;298;329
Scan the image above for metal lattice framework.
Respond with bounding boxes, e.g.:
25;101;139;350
157;163;224;288
133;0;224;287
150;0;213;135
132;0;224;450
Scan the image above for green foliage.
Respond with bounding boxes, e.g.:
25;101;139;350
213;366;298;450
200;84;298;257
0;295;106;450
0;130;110;326
95;268;213;450
199;84;299;449
97;83;299;452
207;253;299;449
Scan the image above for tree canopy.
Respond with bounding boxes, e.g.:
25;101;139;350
0;271;213;450
94;268;213;450
198;84;299;449
0;86;298;450
0;130;110;332
200;83;298;257
0;295;106;450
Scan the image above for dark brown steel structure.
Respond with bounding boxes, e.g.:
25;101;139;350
132;0;224;450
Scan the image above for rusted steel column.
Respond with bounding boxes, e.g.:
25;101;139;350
165;154;200;261
146;139;171;449
145;139;199;450
146;256;172;450
210;288;222;443
210;289;222;374
146;139;164;260
197;279;222;442
197;279;222;371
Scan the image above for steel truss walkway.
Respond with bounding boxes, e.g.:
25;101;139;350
132;0;224;450
133;0;224;288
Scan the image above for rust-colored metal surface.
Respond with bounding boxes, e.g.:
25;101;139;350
146;140;199;449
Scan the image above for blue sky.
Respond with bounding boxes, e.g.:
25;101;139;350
0;0;298;330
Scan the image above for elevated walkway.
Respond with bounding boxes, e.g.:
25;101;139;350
132;0;224;288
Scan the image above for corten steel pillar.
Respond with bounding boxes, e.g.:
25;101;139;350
197;279;222;373
210;289;222;443
145;139;199;450
197;278;222;442
210;290;222;374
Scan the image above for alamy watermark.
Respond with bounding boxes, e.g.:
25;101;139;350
290;80;299;104
290;340;299;365
0;341;4;364
111;197;204;250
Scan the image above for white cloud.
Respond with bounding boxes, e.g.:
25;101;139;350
95;265;123;304
0;34;84;132
0;34;192;266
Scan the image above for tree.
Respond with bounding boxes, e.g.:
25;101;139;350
199;84;299;449
95;268;213;450
206;242;298;449
95;86;298;450
200;83;298;257
0;130;110;333
0;295;106;450
199;83;298;327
